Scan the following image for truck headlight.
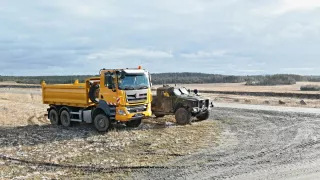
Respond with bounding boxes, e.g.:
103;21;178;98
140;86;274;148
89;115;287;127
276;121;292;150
192;107;199;112
118;109;126;115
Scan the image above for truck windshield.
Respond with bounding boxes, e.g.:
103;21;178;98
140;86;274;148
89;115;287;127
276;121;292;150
173;88;182;96
179;88;189;95
118;74;150;90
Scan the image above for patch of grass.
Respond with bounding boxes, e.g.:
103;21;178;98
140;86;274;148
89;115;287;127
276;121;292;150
0;118;220;179
0;160;129;179
219;118;235;125
246;75;296;86
300;85;320;91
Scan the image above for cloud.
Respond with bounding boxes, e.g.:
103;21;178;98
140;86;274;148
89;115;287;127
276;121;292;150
237;69;266;73
274;0;320;14
0;0;320;76
281;68;316;72
86;48;173;60
252;0;320;15
180;50;229;59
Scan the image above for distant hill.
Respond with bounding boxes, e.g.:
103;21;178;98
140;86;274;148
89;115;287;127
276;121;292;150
1;73;320;86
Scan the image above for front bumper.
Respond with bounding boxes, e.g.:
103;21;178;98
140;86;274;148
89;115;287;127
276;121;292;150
115;104;152;122
191;101;214;114
192;107;208;114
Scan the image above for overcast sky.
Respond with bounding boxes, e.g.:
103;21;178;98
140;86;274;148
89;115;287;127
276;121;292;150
0;0;320;76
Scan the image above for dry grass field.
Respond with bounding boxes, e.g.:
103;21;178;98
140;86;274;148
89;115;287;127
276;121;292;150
205;93;320;108
0;89;220;179
153;82;320;94
153;82;320;108
2;81;320;93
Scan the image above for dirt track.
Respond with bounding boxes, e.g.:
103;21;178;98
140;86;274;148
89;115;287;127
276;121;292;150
2;88;320;179
133;107;320;180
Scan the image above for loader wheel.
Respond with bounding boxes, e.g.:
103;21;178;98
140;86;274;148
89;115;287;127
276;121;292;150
196;110;210;121
126;119;142;128
89;84;100;104
49;109;60;125
175;108;191;125
94;114;110;132
60;110;71;127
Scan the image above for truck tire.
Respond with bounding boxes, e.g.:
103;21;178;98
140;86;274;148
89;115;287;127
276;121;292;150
49;109;60;125
60;110;71;127
175;108;191;125
154;113;165;118
196;110;210;121
126;119;142;128
89;84;100;104
94;114;110;132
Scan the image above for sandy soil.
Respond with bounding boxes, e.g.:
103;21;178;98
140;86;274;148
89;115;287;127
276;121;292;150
0;91;47;127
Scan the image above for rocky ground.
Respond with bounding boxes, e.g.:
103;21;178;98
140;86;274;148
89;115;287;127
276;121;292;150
133;107;320;180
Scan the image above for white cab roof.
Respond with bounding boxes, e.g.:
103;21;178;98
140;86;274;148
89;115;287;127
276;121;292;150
123;69;146;74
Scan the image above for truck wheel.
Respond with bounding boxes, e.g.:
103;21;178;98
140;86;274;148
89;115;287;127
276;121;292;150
60;110;71;127
154;113;165;118
175;108;191;125
196;110;210;121
49;109;60;125
126;119;142;128
94;114;110;132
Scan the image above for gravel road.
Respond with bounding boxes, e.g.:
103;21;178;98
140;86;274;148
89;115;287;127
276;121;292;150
132;106;320;180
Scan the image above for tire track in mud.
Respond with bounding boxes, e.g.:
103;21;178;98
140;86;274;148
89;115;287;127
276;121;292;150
0;154;187;173
132;107;320;180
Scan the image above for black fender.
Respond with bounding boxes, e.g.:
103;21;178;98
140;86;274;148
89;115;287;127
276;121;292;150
47;105;60;118
174;103;188;113
59;106;71;115
92;100;112;119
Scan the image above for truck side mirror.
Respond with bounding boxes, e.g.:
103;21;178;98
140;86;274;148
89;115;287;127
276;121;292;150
112;84;116;92
194;89;198;95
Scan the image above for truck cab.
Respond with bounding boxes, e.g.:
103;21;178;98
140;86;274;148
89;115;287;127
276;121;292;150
94;67;153;123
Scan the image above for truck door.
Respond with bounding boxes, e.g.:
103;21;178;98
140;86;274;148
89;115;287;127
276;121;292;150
99;71;118;106
161;91;173;113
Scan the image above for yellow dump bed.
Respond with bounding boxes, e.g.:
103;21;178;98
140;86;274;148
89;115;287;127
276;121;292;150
41;80;94;107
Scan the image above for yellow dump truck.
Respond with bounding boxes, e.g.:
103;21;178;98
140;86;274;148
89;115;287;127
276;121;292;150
41;66;152;132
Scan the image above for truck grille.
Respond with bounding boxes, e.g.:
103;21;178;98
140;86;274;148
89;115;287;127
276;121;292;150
125;89;148;104
198;100;209;108
205;99;209;107
127;105;147;113
199;100;204;108
126;93;147;103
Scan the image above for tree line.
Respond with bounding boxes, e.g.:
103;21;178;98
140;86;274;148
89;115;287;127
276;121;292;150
1;73;320;86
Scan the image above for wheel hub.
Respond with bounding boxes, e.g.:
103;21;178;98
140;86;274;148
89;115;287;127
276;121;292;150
98;118;105;127
62;114;68;123
51;114;57;122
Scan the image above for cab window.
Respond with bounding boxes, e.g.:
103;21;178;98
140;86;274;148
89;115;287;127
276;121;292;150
173;89;182;96
104;72;114;89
